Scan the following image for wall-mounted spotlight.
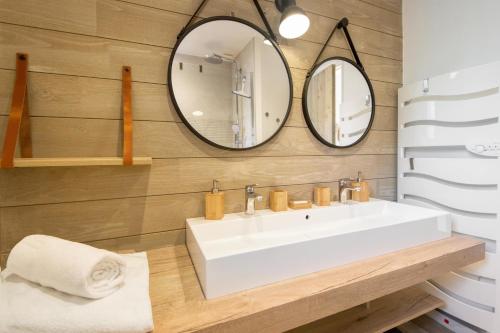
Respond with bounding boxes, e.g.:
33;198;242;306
275;0;310;39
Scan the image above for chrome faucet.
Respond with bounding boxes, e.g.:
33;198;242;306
339;178;361;204
245;184;262;215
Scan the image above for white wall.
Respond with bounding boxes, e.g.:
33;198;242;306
403;0;500;84
260;42;290;140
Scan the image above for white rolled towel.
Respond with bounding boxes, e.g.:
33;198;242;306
6;235;126;299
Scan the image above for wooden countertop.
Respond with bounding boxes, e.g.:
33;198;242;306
148;236;484;333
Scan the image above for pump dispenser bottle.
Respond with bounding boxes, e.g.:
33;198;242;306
205;180;224;220
352;171;370;202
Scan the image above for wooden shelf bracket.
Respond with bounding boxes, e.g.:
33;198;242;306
0;53;150;168
1;53;32;168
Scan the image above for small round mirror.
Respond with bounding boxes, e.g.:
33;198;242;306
303;57;374;148
168;17;292;150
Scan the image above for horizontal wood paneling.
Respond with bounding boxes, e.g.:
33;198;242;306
97;0;403;67
0;0;97;35
0;22;401;84
118;0;402;37
0;0;400;253
88;229;186;252
293;0;402;36
360;0;402;14
280;41;401;83
0;72;397;130
0;0;402;60
0;178;396;252
0;154;396;207
372;106;397;130
0;23;171;83
0;116;396;158
0;229;186;268
0;70;397;121
0;70;175;121
373;82;399;107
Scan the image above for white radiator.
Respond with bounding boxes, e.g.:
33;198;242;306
398;61;500;332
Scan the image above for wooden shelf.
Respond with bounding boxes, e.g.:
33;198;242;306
2;157;152;168
289;286;444;333
147;235;484;333
1;53;151;169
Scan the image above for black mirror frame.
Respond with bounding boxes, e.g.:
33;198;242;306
167;16;294;151
302;56;375;149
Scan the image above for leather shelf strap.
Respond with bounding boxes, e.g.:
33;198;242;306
122;66;133;166
1;53;32;168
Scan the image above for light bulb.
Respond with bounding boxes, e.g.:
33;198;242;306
278;6;310;39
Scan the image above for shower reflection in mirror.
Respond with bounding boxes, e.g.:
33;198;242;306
169;18;292;150
173;53;250;147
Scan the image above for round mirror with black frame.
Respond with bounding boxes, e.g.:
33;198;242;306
168;16;293;150
302;57;375;148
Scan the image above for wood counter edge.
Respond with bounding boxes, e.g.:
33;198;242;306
150;235;485;333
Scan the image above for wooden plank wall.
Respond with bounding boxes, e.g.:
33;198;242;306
0;0;401;258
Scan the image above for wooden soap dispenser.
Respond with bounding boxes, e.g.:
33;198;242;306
205;179;224;220
352;171;370;202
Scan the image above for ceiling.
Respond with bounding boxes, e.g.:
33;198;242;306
176;20;266;59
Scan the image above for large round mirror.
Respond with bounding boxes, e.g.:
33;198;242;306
303;57;375;148
168;17;292;150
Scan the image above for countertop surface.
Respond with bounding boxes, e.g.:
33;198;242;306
148;235;484;333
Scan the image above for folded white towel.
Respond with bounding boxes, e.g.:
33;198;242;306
0;252;154;333
6;235;126;299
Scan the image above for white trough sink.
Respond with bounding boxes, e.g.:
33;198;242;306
186;199;451;299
